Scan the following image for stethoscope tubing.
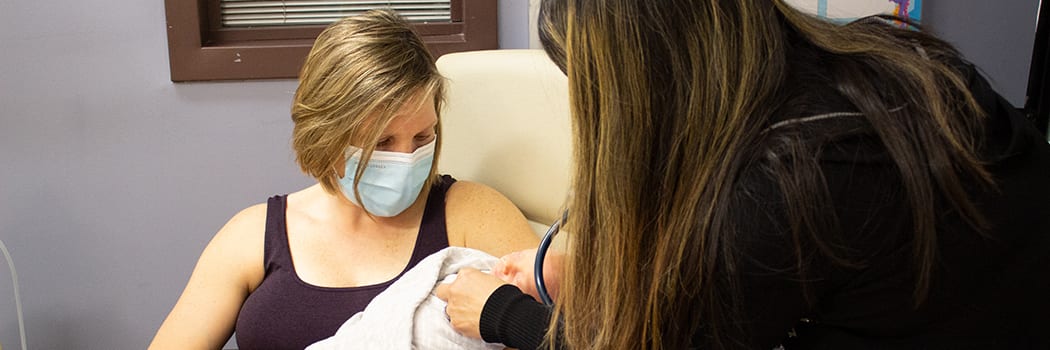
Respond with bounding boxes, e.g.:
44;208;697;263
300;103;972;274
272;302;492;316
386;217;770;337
534;210;568;306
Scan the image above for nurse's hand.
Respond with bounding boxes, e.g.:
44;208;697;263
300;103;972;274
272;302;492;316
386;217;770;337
435;267;508;339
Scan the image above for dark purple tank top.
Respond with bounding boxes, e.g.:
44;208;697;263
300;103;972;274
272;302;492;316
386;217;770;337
234;175;454;349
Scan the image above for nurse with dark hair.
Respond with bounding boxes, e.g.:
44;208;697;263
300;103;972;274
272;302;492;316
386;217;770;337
437;1;1050;349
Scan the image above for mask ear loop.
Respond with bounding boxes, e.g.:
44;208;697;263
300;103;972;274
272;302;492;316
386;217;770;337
535;210;568;306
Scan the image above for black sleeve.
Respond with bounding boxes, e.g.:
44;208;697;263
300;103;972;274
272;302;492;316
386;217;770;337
957;59;1047;161
724;166;827;348
726;126;908;348
479;284;556;350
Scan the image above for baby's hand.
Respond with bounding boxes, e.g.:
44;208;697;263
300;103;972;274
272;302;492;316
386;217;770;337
492;248;563;302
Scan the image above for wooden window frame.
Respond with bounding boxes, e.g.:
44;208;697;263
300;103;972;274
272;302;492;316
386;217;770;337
164;0;497;82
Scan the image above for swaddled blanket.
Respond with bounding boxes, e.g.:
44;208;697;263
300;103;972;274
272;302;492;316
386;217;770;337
307;247;506;350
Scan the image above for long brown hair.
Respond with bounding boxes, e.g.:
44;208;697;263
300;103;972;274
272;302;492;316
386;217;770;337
539;0;992;349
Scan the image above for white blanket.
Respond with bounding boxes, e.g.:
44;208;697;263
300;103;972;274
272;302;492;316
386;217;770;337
307;247;506;350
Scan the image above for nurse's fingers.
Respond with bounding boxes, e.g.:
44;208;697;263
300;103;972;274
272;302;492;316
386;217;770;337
438;267;509;339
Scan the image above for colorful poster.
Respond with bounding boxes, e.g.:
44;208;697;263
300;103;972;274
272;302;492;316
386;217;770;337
784;0;922;23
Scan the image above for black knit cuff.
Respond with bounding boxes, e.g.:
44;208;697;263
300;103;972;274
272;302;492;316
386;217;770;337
479;284;552;349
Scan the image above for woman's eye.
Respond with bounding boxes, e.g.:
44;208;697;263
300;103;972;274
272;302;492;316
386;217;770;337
376;138;392;147
415;134;435;143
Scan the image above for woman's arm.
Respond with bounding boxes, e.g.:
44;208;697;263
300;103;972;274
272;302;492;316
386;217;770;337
435;268;555;350
445;181;540;257
149;205;266;350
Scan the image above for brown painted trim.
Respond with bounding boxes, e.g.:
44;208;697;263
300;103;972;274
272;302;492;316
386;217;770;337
210;22;465;43
164;0;498;82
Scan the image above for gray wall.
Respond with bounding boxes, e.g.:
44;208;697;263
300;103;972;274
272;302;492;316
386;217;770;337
0;1;1037;349
924;1;1040;107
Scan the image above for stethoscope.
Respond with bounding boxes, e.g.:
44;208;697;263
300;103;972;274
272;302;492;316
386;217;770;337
534;210;568;306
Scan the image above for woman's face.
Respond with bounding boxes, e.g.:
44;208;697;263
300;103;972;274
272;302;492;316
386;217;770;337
372;92;438;154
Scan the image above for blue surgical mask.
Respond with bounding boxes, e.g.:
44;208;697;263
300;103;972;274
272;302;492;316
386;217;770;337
338;139;436;217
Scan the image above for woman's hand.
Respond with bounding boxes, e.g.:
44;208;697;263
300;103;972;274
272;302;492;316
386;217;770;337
435;267;509;339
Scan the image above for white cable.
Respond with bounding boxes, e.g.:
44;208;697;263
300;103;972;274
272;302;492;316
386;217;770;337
0;239;27;350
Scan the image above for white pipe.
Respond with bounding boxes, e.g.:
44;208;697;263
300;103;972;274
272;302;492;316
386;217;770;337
0;239;27;350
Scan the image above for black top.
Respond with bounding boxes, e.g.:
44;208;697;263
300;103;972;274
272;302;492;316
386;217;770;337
235;175;455;350
478;64;1050;349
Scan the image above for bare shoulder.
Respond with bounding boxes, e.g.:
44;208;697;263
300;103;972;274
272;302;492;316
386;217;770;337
214;203;267;248
446;180;539;257
445;181;520;221
204;202;268;289
447;180;512;206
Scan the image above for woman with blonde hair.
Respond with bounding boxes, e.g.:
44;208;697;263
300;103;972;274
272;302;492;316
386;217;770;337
438;0;1050;349
150;10;538;349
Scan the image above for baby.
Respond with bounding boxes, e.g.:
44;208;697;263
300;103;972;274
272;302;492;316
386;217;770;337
492;248;563;303
308;247;565;349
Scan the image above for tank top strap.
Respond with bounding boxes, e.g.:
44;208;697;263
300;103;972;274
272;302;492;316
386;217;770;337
263;194;292;273
406;174;456;267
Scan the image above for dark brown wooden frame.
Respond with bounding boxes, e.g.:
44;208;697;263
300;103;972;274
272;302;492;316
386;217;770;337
164;0;497;82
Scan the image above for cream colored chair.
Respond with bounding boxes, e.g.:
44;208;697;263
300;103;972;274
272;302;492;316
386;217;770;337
436;49;572;234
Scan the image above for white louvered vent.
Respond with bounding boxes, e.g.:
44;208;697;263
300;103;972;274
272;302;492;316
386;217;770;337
220;0;452;27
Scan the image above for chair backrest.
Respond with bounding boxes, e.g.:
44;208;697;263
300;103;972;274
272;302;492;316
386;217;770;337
436;49;572;230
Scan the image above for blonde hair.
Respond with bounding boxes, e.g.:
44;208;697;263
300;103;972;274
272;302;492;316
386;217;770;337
540;0;990;349
291;9;445;196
